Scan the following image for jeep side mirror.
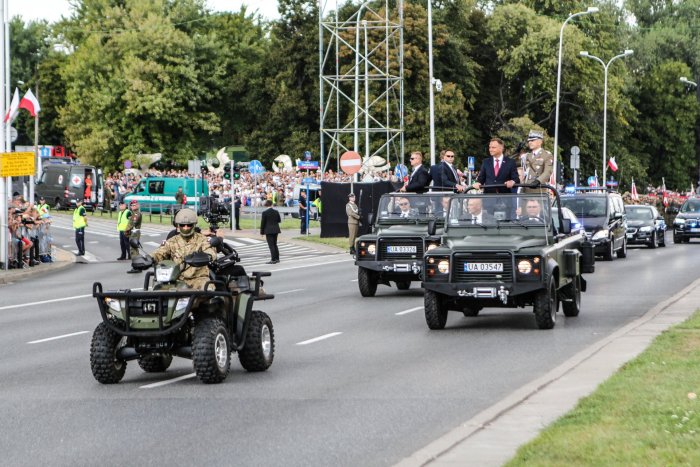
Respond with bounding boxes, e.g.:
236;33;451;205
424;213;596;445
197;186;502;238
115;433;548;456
428;219;437;236
613;212;623;219
560;218;571;234
367;213;374;226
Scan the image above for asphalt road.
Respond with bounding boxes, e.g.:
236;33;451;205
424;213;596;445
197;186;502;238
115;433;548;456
1;225;698;466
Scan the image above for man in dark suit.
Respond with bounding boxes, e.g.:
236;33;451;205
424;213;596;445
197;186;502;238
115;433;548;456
429;150;445;189
439;149;467;192
401;151;431;193
260;200;281;264
473;138;519;193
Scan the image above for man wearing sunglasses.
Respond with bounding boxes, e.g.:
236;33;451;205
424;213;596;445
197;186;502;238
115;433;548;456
151;209;217;290
400;151;431;193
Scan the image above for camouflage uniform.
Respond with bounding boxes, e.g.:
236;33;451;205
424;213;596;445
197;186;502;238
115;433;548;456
127;208;143;259
152;232;216;289
523;149;554;194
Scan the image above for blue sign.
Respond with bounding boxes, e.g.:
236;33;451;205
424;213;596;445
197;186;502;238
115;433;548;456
304;150;312;161
606;180;619;187
468;156;475;171
249;159;265;175
395;164;408;179
564;184;576;194
39;146;52;158
297;161;319;170
302;177;315;184
587;176;597;187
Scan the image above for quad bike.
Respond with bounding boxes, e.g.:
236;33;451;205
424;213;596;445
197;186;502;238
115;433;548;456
90;238;275;384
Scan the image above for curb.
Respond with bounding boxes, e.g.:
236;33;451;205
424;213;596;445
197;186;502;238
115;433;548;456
0;248;76;285
396;276;700;467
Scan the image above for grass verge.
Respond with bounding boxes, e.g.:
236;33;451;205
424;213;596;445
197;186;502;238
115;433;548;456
505;310;700;467
292;235;348;250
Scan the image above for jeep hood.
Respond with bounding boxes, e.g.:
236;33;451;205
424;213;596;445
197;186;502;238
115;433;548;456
378;224;441;236
446;234;547;252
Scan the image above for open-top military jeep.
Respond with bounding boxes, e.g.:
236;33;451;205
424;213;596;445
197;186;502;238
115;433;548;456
354;192;452;296
422;185;590;330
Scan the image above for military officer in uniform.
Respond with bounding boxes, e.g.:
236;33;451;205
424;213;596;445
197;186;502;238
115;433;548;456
523;130;554;193
126;200;144;273
346;193;360;254
151;209;216;290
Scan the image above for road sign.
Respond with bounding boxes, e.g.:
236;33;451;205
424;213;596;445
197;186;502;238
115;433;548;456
303;150;312;161
302;177;315;184
570;153;580;170
467;156;475;171
394;163;408;179
249;159;265;175
570;146;580;156
188;160;201;173
297;161;319;170
39;146;52;158
0;152;35;177
340;151;362;175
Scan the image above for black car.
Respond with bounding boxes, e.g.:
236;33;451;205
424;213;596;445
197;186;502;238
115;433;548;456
560;190;627;261
672;198;700;243
625;204;667;248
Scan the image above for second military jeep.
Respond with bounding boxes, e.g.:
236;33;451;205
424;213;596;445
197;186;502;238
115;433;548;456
354;192;451;296
422;186;590;330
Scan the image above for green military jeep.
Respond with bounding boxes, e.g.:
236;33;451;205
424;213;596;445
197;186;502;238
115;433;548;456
422;186;590;330
354;192;452;296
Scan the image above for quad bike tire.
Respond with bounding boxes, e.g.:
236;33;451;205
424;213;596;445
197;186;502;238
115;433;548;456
238;310;275;372
192;317;231;384
138;353;173;373
90;321;127;384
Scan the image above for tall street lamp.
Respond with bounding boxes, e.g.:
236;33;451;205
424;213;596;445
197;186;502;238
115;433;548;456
680;76;699;183
579;49;634;184
553;7;598;186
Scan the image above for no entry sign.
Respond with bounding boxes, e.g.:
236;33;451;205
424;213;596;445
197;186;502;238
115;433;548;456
340;151;362;175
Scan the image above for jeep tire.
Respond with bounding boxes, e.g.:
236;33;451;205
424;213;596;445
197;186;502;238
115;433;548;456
424;291;448;329
358;267;378;297
90;321;127;384
238;310;275;372
138;353;173;373
534;278;558;329
193;317;230;384
561;276;581;317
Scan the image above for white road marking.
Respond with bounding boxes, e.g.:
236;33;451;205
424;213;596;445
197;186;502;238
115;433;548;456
88;241;99;244
396;306;423;316
0;294;93;311
27;331;89;344
350;279;358;282
62;244;71;248
255;256;352;272
275;288;305;295
144;241;161;247
140;373;197;389
296;332;343;346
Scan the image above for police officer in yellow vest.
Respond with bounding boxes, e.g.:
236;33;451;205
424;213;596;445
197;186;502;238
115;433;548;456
72;199;88;256
116;201;131;260
523;129;554;193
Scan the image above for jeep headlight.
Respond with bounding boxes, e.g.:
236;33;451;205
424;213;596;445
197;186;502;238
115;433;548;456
367;244;376;255
437;260;450;274
172;297;190;318
592;229;609;240
425;256;450;280
639;226;652;232
426;242;439;251
517;259;532;274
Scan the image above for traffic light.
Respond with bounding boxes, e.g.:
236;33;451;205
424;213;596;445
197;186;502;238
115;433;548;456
224;163;241;180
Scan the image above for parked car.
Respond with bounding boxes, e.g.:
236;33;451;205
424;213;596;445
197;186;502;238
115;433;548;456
124;177;209;213
624;204;667;248
672;197;700;243
36;162;104;211
560;189;627;261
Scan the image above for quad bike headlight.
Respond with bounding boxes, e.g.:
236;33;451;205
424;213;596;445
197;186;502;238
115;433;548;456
104;298;121;313
156;265;177;282
172;297;190;318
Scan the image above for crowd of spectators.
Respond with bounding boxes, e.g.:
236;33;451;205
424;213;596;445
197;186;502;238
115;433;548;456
5;195;53;269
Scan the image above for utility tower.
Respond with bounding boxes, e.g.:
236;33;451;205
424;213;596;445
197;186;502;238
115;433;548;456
318;0;404;175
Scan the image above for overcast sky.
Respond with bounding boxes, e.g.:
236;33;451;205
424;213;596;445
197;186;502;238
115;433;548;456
9;0;280;23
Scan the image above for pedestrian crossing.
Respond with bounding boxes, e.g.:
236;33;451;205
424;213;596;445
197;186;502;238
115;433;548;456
222;238;336;265
48;215;169;239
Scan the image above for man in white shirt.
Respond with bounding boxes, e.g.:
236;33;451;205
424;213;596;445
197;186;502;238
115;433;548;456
465;198;493;224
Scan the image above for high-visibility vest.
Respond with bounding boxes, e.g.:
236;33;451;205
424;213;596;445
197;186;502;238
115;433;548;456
37;203;50;217
73;206;87;229
117;209;130;232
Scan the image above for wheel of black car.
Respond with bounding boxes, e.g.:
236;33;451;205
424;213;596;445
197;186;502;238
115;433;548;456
648;231;657;249
424;291;448;330
192;317;231;384
137;353;173;373
659;231;666;247
358;267;378;297
562;276;581;317
238;310;275;372
395;281;411;290
462;305;482;317
602;238;614;261
683;237;691;243
90;321;127;384
616;237;627;258
533;277;558;330
673;233;681;244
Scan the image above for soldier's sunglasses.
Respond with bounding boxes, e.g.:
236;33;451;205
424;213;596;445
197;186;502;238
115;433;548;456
179;223;195;228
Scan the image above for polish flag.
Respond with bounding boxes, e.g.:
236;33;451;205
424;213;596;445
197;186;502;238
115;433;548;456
630;178;639;201
607;157;618;172
3;87;20;123
662;178;669;207
19;89;41;117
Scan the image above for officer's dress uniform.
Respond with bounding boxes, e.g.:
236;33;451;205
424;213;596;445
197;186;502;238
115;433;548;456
152;233;217;290
523;148;553;194
346;200;360;253
127;209;142;259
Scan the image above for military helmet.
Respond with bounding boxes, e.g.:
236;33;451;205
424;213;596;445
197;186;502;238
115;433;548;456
174;208;197;238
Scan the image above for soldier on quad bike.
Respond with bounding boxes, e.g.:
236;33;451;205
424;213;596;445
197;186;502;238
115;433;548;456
151;208;216;289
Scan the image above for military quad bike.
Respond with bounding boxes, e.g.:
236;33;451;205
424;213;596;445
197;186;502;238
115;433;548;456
90;240;275;384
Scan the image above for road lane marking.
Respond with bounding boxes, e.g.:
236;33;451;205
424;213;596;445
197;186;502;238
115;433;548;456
28;331;89;344
140;373;197;389
0;294;93;311
395;306;423;316
350;279;358;282
257;256;352;272
275;288;305;295
296;332;343;346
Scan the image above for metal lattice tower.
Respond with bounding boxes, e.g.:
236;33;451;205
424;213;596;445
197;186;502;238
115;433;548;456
318;0;404;175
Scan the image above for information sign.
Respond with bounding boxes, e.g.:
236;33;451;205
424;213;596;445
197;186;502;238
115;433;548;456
0;152;35;177
249;159;265;175
467;156;475;171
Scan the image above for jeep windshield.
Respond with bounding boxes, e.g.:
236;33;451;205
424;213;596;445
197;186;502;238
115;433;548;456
377;193;450;223
446;193;552;230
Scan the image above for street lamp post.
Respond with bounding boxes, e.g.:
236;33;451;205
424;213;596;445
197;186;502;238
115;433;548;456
553;7;598;186
579;49;634;184
680;77;699;184
427;0;436;165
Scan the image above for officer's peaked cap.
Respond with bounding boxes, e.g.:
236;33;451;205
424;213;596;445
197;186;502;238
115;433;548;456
527;130;544;141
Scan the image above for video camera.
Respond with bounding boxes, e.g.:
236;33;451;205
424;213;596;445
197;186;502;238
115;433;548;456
199;196;230;228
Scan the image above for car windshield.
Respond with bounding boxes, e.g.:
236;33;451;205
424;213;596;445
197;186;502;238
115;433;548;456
680;199;700;213
625;206;654;220
377;193;451;222
560;197;607;218
447;193;552;229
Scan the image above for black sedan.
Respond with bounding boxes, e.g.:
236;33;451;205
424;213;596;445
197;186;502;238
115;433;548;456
625;204;666;248
672;198;700;243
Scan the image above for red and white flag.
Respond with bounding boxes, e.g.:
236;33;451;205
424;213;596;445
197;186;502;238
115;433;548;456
3;87;20;123
662;178;669;207
607;157;618;172
631;178;639;201
19;89;41;117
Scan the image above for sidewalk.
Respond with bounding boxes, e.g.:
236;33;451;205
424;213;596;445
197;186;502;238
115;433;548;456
396;276;700;466
0;248;75;285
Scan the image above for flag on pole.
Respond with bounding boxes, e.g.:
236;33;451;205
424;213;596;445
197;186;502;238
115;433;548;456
3;87;20;123
607;156;618;172
19;89;41;117
631;178;639;201
594;170;599;187
662;177;669;207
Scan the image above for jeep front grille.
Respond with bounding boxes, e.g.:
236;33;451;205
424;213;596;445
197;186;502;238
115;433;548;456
453;252;514;282
378;238;424;261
